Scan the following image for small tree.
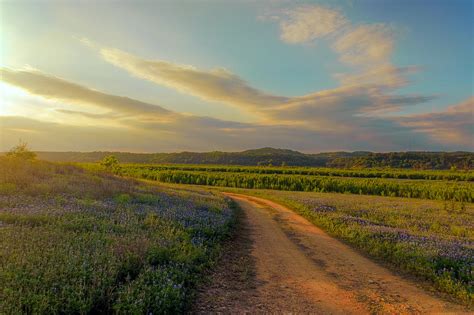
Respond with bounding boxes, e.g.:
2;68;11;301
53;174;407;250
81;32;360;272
6;141;37;160
101;155;120;173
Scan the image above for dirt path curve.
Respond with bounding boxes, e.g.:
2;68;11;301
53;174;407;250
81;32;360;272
203;193;467;314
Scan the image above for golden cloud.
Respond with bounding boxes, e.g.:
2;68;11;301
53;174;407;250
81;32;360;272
100;48;288;112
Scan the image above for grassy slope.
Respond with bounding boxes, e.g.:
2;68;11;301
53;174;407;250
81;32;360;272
0;158;235;314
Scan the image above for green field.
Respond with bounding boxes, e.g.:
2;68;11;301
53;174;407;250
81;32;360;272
93;163;474;203
0;158;235;314
98;163;474;181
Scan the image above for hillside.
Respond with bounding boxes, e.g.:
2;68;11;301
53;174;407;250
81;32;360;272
33;148;474;169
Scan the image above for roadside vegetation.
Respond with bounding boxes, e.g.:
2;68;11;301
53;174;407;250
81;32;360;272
214;188;474;305
0;152;234;314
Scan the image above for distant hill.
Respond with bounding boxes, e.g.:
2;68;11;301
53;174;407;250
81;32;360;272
32;148;474;169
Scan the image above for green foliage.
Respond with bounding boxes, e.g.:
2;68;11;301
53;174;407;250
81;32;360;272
0;183;16;195
0;159;234;314
114;193;132;204
6;141;37;160
114;266;187;314
100;155;120;173
119;168;474;203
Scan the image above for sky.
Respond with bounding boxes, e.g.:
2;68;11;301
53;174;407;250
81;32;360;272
0;0;472;153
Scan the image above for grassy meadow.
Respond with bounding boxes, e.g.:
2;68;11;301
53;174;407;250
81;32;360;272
0;157;235;314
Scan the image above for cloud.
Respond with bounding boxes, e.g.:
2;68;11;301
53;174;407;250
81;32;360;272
270;5;396;69
0;114;441;153
395;97;474;148
1;66;466;151
332;24;395;66
100;48;288;112
94;47;434;124
277;5;348;44
334;65;420;88
0;68;172;118
55;109;122;119
0;115;171;152
262;84;436;133
82;45;445;147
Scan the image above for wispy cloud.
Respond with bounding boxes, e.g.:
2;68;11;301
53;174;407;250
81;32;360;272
332;24;395;66
100;48;288;112
54;109;122;119
94;46;433;124
0;113;441;152
277;5;348;44
395;97;474;147
0;68;172;118
334;65;420;88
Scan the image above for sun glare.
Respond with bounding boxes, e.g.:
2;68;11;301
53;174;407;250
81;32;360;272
0;82;32;115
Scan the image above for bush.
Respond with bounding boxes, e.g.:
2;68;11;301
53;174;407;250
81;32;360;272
101;155;121;174
6;141;37;160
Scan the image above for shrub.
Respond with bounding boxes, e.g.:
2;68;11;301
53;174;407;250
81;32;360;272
101;155;120;173
6;141;37;160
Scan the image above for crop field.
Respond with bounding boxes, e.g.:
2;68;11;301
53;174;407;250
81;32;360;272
208;187;474;304
0;158;234;314
99;164;474;203
100;163;474;181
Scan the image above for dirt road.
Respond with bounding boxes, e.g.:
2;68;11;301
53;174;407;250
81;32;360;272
194;193;468;314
